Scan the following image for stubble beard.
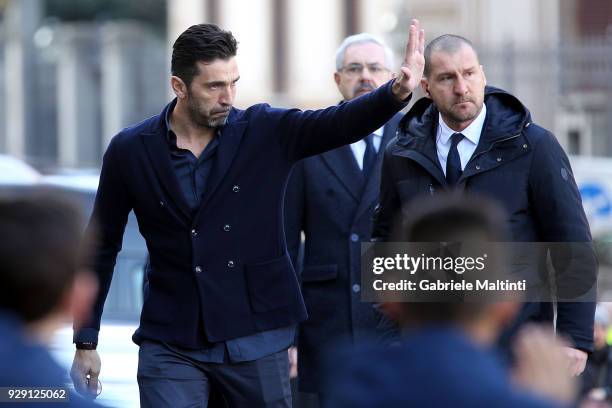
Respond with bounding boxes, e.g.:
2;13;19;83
444;99;482;127
187;99;229;129
205;115;229;128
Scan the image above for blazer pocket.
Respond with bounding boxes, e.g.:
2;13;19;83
244;254;293;313
302;264;338;282
141;275;176;324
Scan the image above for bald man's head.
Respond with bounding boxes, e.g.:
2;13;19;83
424;34;479;78
420;34;486;131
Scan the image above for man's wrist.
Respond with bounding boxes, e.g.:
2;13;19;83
75;342;97;350
391;77;411;102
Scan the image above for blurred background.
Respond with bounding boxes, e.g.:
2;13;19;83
0;0;611;406
2;0;610;280
1;0;611;169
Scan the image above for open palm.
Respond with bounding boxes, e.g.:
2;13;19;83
395;19;425;98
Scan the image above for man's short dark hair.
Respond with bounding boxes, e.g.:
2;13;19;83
424;34;478;77
391;194;508;325
171;24;238;87
401;194;506;243
0;190;88;322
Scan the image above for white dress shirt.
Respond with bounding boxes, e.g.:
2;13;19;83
350;126;384;170
436;104;487;175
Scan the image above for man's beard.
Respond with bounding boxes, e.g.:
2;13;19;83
444;99;481;124
187;98;230;129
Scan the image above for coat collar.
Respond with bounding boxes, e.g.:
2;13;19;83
437;104;487;146
320;146;363;201
320;98;368;201
141;100;191;220
397;86;531;145
140;100;248;221
353;114;401;221
193;114;247;224
391;87;532;187
320;114;400;204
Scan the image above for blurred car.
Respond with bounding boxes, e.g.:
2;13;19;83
0;154;40;184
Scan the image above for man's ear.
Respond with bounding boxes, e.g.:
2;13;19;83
171;76;188;99
334;72;341;87
421;78;431;98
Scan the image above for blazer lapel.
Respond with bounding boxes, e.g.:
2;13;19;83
141;129;191;221
195;115;248;222
320;145;363;202
354;121;397;221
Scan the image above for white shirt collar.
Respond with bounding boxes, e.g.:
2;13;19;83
373;125;384;137
351;125;384;147
438;104;487;146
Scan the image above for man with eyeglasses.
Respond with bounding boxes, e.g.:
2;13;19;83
284;33;403;405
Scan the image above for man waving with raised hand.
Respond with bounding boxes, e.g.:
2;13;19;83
71;20;424;408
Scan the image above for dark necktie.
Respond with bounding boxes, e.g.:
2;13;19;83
362;134;376;178
446;133;464;185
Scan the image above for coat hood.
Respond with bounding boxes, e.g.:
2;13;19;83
397;86;532;144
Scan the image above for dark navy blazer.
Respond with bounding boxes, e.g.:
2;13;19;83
284;114;402;392
74;80;407;348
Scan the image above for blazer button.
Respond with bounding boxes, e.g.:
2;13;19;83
159;201;165;208
223;224;231;232
496;157;502;162
227;260;235;268
352;284;361;293
350;233;359;242
232;185;240;193
191;229;198;237
475;165;481;170
194;266;202;274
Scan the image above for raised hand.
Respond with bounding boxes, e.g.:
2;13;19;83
392;19;425;101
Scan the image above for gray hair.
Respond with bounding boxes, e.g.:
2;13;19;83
335;33;395;71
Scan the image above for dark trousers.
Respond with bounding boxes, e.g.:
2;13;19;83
137;340;292;408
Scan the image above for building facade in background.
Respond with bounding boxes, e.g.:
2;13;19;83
168;0;612;157
0;0;611;168
1;0;167;169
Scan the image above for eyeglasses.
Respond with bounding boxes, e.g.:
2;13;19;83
338;63;390;78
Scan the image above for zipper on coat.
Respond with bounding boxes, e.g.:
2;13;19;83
465;133;521;169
